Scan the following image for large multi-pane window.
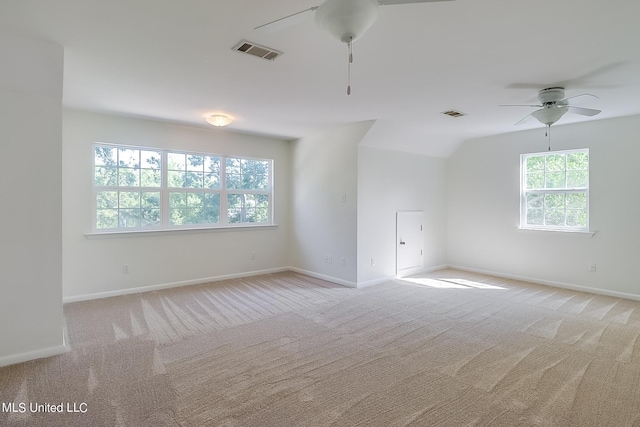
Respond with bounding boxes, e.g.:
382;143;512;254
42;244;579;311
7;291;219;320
93;144;273;232
520;149;589;231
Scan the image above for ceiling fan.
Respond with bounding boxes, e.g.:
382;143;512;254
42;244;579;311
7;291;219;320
503;87;601;126
255;0;455;95
502;87;601;150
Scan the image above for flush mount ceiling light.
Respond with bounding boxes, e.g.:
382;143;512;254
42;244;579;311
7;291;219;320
206;114;233;127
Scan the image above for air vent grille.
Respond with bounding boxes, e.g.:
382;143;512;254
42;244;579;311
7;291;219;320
233;40;283;61
442;110;466;118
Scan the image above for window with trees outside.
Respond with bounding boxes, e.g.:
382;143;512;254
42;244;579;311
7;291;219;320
93;144;273;232
520;149;589;232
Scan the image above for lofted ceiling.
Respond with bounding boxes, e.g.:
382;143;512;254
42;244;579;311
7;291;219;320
2;0;640;157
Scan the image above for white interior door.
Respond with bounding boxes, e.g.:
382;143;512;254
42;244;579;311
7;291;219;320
396;211;424;276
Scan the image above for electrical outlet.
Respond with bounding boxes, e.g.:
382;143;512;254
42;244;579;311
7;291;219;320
251;252;256;260
371;258;375;267
123;264;129;274
341;257;346;266
589;263;597;272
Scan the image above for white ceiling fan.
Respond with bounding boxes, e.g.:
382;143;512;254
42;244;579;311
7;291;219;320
255;0;455;94
501;87;601;150
503;87;601;127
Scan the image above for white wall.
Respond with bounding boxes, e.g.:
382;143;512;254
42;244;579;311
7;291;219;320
290;122;373;286
357;147;447;285
0;35;65;366
62;109;291;299
447;115;640;298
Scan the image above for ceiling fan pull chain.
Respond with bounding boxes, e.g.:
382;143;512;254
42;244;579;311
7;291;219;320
347;37;353;96
547;125;551;151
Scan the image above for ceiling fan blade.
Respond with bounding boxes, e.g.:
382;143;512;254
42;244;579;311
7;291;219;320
562;93;599;105
499;104;542;108
379;0;454;5
567;106;601;116
514;113;535;126
254;6;318;33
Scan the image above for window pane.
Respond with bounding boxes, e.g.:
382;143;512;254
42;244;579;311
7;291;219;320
526;193;544;209
205;172;220;189
141;192;160;209
546;154;566;172
527;209;543;225
187;154;204;171
187;192;204;207
544;193;565;209
141;169;161;187
545;172;566;189
140;150;161;170
566;170;588;188
119;209;141;228
141;209;160;226
184;171;203;188
226;158;241;174
545;209;565;226
119;191;140;209
167;171;185;188
566;210;587;227
205;156;220;173
567;152;588;170
97;191;118;209
226;173;242;189
95;167;117;186
118;168;139;187
95;147;117;166
170;209;187;225
526;156;545;173
526;173;544;190
169;192;187;208
203;207;220;224
566;192;586;209
96;209;118;229
118;149;139;168
185;207;204;224
168;153;186;171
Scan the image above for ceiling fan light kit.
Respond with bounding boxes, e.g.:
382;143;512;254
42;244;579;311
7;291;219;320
315;0;379;43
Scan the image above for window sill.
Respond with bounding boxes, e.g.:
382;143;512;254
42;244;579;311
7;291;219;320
517;227;596;237
85;224;278;239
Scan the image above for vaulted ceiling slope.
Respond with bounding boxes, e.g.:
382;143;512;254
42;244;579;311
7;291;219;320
2;0;640;157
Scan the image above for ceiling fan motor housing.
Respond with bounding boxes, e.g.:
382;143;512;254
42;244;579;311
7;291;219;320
315;0;380;43
538;87;565;104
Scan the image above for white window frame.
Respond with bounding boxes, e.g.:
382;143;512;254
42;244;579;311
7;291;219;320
520;148;589;232
92;143;273;233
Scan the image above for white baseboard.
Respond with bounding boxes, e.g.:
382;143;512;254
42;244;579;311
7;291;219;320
0;344;69;368
287;267;357;288
356;276;395;288
63;267;290;303
447;264;640;302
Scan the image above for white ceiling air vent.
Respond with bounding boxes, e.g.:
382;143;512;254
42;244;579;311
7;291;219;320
441;110;466;118
233;40;283;61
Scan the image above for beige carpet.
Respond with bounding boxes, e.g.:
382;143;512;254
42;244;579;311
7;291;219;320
2;269;640;426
